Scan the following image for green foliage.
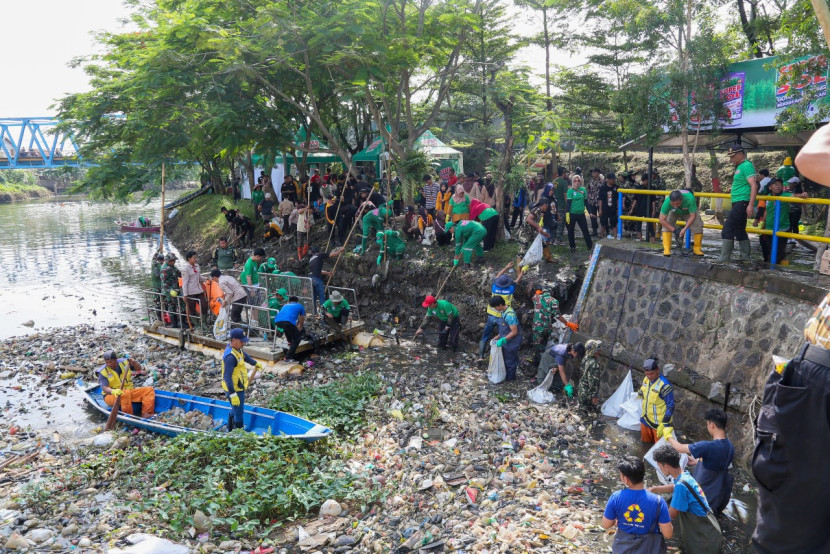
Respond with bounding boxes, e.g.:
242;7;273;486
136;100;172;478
0;169;37;187
19;479;55;515
122;433;371;536
268;372;382;436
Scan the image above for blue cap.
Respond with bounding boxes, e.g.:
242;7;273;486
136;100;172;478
229;328;249;344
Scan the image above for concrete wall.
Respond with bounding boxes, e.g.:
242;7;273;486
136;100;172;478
573;245;827;465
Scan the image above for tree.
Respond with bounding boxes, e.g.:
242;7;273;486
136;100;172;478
513;0;567;112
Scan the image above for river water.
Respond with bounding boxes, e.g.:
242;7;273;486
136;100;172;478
0;195;183;340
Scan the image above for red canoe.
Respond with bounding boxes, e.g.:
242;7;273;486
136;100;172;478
120;224;161;233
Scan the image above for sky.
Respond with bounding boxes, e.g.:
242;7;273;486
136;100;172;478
2;1;134;117
0;1;564;118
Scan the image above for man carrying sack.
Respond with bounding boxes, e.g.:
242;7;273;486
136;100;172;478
97;350;155;418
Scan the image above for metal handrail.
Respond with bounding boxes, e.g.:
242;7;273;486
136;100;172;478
615;189;830;268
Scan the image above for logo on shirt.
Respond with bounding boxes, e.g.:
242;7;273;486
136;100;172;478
623;504;645;523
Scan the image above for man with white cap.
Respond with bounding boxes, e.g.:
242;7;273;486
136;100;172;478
259;192;276;221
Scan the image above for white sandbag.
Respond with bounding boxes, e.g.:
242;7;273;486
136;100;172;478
519;233;545;266
213;306;229;340
487;340;506;384
528;369;555;404
644;437;689;484
602;370;634;417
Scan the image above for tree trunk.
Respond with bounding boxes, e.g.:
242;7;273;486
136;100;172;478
494;101;514;241
543;7;552;112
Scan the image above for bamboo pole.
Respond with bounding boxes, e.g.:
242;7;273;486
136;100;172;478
325;202;368;288
159;163;166;255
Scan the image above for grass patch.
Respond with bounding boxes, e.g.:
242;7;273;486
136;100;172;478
0;181;52;202
268;372;383;436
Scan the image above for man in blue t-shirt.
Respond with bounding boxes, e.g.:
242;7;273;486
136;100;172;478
668;408;734;515
602;456;673;549
274;297;306;362
652;444;723;552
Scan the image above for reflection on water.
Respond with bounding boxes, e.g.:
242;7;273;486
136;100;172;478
0;195;184;339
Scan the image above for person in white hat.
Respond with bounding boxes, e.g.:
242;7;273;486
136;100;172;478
259;192;276;221
322;290;351;325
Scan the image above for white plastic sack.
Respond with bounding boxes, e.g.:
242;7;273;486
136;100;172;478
616;393;642;430
602;370;635;417
213;306;229;340
503;227;511;240
528;370;555;404
487;340;506;384
519;233;546;266
644;437;689;484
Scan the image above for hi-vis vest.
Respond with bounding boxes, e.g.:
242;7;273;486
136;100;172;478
222;346;249;392
487;282;516;316
640;376;672;429
100;360;134;391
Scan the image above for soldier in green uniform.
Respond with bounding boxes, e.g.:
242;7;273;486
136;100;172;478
447;219;487;265
658;190;704;257
577;340;603;411
211;238;238;270
376;230;406;264
160;253;182;327
531;289;578;351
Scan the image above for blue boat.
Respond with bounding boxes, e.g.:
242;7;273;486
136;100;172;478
77;380;332;441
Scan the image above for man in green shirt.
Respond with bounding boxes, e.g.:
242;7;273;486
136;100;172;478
448;219;487;265
212;238;238;270
258;257;280;275
240;247;265;287
322;290;351;324
658;190;704;257
717;144;757;263
754;178;807;265
565;176;593;252
415;295;460;351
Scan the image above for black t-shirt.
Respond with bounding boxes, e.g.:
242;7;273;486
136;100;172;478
224;209;238;225
234;215;253;232
531;206;555;229
598;184;618;211
260;199;275;217
281;182;296;201
308;252;330;278
310;182;322;202
342;184;355;205
367;191;386;207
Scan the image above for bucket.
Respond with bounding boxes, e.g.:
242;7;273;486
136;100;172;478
352;332;385;348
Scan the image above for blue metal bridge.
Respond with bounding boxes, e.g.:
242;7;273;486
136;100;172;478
0;117;82;169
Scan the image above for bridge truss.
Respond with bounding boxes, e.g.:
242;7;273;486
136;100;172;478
0;117;82;169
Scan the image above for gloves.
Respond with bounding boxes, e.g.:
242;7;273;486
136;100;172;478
453;259;459;266
111;388;123;396
496;337;507;347
169;290;178;297
565;213;571;225
564;383;574;397
255;363;263;372
565;321;579;331
377;255;383;266
521;265;529;273
663;426;674;440
229;393;240;406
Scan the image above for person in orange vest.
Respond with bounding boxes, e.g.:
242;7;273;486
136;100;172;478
97;350;155;418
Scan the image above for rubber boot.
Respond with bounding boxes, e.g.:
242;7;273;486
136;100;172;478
737;240;751;263
297;247;303;260
780;259;790;266
543;246;553;263
661;233;672;257
716;239;734;263
692;234;704;256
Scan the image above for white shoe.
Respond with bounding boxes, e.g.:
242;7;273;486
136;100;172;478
606;235;614;239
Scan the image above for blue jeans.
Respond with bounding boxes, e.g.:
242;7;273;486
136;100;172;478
225;390;245;430
478;315;502;357
503;342;521;380
311;276;325;311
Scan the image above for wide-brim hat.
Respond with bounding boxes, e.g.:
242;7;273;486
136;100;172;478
330;291;344;303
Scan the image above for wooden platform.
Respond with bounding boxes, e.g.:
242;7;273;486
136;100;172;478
141;320;365;364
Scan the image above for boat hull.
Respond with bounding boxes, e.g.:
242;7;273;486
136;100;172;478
78;380;331;441
120;225;161;233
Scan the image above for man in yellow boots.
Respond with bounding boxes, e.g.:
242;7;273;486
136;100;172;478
658;190;704;258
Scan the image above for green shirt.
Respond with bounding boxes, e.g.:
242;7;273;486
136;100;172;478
449;195;471;215
566;187;587;214
427;299;458;322
776;164;795;182
478;207;498;221
765;192;792;231
323;298;350;317
731;159;756;202
660;191;697;218
553;178;569;206
252;190;264;204
258;262;279;275
239;257;260;286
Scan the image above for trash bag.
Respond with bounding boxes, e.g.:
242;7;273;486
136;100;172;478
602;370;635;417
519;233;546;266
617;393;642;431
213;306;229;340
503;227;511;240
644;437;688;484
528;370;555;404
487;339;506;384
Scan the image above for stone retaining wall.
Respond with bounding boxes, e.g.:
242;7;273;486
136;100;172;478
573;245;827;465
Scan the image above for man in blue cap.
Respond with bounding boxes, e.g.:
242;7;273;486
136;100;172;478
221;328;262;431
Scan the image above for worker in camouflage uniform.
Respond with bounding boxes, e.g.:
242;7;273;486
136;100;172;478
160;253;182;327
150;251;164;322
531;289;577;350
577;340;603;411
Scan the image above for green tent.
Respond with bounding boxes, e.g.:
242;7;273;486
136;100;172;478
273;128;343;165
